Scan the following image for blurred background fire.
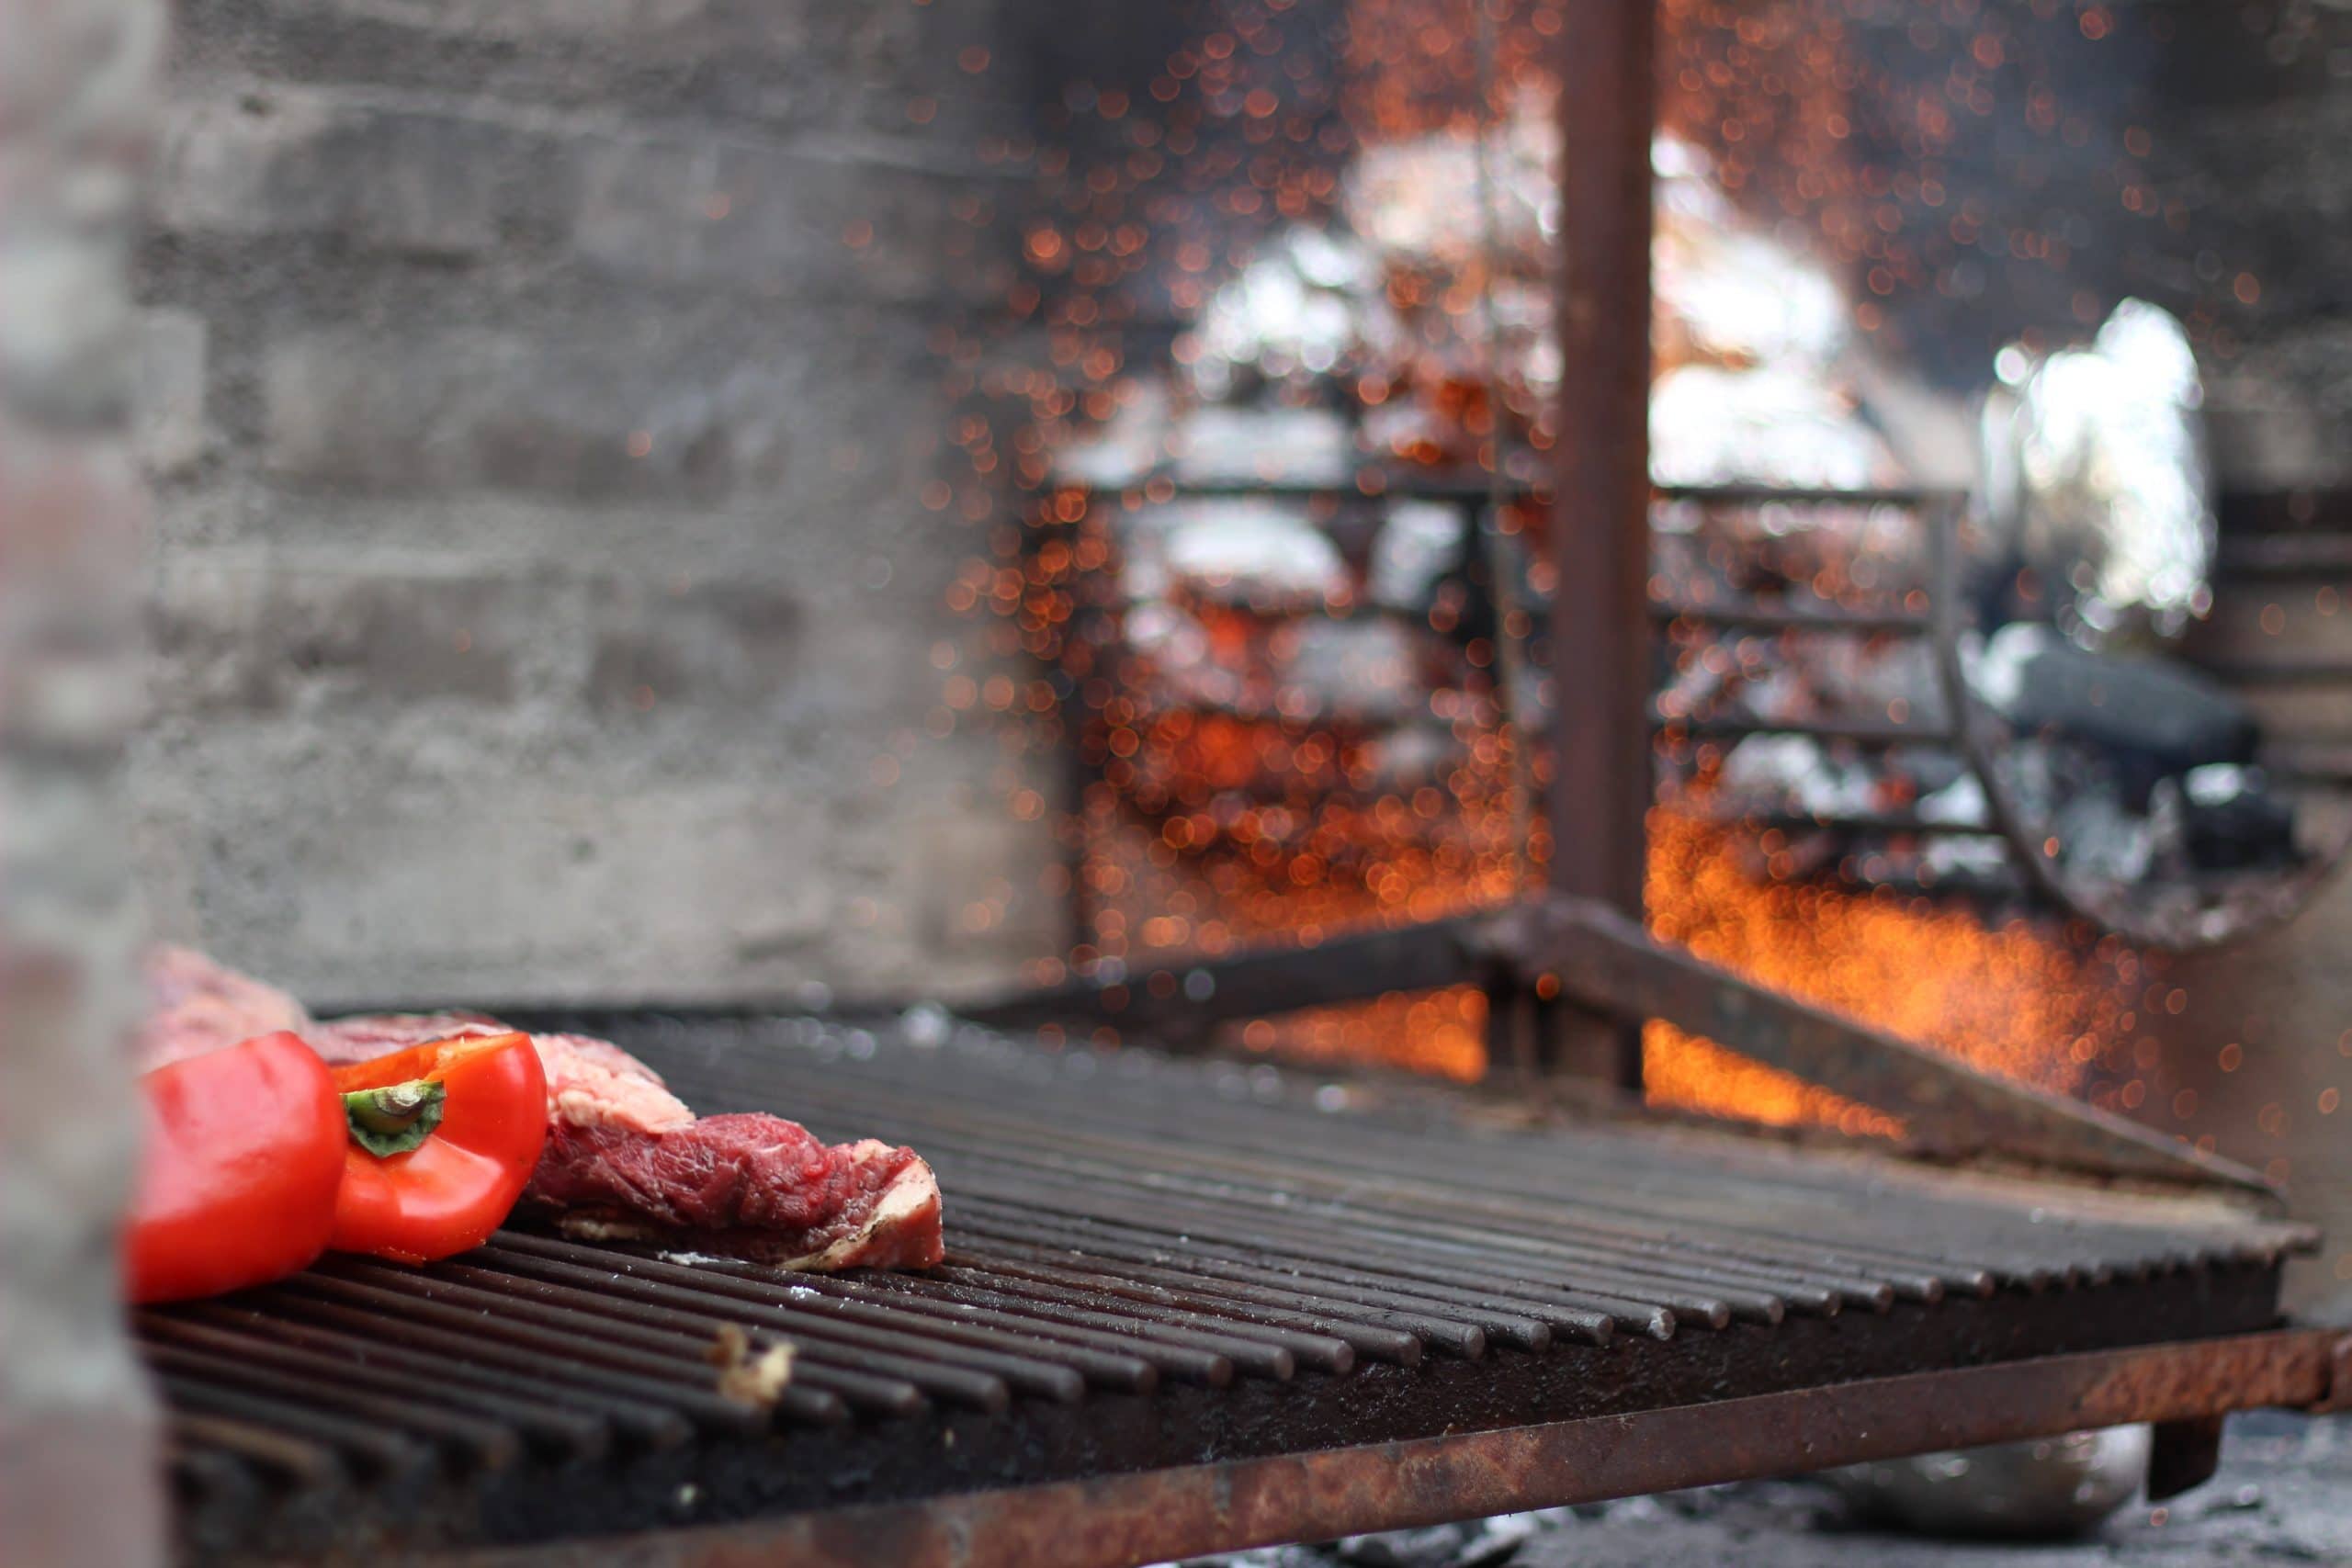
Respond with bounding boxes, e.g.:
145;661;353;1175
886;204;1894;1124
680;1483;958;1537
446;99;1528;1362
956;0;2289;1135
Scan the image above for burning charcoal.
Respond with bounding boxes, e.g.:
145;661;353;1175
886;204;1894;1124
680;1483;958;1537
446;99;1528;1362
1268;616;1426;728
1969;623;2257;791
1362;394;1460;468
1342;95;1557;274
1916;773;1989;829
1717;735;1879;819
1923;829;2013;884
1164;517;1348;613
1362;719;1465;794
1980;299;2215;649
1491;278;1562;401
1181;227;1404;404
1723;664;1817;728
1826;1426;2152;1539
1653;136;1848;372
1123;500;1349;612
1758;636;1940;731
1650;503;1928;615
1054;377;1173;489
1170;404;1358;490
1380;295;1564;465
1368;502;1468;615
1125;601;1245;715
1650;366;1901;490
2180;763;2301;872
1656;657;1731;723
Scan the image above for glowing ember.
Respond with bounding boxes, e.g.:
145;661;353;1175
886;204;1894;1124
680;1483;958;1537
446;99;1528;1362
1243;988;1487;1082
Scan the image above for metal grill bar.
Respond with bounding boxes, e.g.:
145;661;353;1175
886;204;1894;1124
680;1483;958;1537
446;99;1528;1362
169;1410;344;1488
486;1237;1160;1394
153;1020;2320;1563
751;1074;1887;1311
670;1032;2271;1281
945;1208;1487;1358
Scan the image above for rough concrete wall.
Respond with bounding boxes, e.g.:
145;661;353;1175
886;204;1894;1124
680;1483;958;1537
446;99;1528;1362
130;0;1068;1008
0;0;169;1561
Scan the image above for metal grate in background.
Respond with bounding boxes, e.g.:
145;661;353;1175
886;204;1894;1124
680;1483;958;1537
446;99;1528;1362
151;1016;2317;1562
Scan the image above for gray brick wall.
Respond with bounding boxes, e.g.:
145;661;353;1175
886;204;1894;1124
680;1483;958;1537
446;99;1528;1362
132;0;1065;1009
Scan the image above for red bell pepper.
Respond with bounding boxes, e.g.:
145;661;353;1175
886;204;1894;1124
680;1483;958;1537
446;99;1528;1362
329;1032;548;1264
126;1032;346;1303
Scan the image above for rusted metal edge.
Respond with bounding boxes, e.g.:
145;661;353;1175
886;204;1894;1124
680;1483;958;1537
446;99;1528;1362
457;1328;2345;1568
1485;895;2279;1201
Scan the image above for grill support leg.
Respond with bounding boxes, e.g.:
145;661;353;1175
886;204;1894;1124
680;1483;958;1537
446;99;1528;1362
1540;0;1655;1090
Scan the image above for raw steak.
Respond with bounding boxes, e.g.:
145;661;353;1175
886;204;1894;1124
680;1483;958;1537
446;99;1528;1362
311;1013;944;1271
138;946;312;1070
530;1123;944;1270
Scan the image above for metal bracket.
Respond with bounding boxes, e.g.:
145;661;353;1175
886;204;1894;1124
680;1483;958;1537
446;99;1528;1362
1480;895;2278;1198
969;891;2278;1200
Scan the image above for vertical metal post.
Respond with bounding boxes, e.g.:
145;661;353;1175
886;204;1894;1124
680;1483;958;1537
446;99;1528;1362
1541;0;1654;1089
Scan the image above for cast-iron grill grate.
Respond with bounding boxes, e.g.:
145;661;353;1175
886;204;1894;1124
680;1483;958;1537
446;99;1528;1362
151;1014;2318;1563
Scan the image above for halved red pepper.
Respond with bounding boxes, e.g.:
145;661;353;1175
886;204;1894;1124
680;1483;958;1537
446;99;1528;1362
127;1032;346;1303
329;1031;548;1264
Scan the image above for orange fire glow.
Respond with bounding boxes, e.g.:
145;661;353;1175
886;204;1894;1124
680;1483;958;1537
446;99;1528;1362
1198;801;2132;1127
1642;807;2136;1132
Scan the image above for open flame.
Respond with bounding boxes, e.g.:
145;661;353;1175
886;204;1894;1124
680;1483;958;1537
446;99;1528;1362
1643;807;2136;1132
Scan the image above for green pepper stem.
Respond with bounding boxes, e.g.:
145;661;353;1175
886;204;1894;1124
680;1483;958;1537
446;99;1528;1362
344;1077;447;1156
